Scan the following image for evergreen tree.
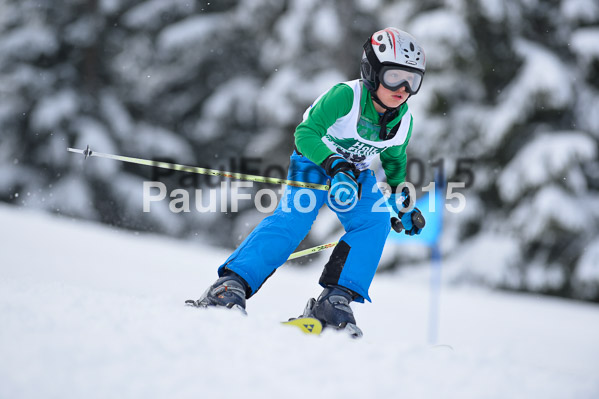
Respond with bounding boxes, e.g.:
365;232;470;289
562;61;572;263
401;0;599;301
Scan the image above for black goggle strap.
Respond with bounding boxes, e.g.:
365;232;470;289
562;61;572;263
363;38;383;79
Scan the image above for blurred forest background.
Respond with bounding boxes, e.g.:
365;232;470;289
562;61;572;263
1;0;598;301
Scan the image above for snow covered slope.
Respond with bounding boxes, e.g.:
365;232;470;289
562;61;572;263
1;204;598;399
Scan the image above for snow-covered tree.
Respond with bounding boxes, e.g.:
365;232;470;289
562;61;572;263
401;0;599;301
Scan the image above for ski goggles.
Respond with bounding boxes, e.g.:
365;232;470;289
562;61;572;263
379;66;424;94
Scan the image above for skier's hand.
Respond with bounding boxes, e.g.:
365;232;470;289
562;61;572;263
389;187;425;235
322;154;360;206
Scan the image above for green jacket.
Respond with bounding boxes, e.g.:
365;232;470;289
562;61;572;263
294;81;412;188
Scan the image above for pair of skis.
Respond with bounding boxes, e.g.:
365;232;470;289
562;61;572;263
283;317;363;338
185;300;360;338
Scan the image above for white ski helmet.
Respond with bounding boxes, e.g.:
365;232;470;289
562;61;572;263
361;28;426;95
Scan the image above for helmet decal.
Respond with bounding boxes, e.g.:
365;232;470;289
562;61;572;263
384;28;396;58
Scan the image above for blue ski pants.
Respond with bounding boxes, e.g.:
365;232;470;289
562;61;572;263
218;152;391;302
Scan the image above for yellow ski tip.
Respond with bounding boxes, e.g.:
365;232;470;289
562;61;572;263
282;317;323;335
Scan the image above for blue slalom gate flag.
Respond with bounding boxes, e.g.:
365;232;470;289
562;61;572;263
388;184;444;246
386;180;446;344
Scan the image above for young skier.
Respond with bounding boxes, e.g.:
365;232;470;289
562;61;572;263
189;28;427;336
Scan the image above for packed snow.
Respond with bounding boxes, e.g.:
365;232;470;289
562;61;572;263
1;204;598;399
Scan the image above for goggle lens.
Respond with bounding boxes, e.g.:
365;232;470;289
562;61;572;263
381;68;422;94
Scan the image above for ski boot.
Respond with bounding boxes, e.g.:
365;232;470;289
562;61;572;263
185;272;249;314
301;285;363;338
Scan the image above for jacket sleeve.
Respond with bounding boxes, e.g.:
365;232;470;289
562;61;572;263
294;83;353;166
380;116;413;189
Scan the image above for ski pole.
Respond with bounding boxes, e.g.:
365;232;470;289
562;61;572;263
67;145;330;191
68;146;412;254
286;215;422;261
287;241;338;260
